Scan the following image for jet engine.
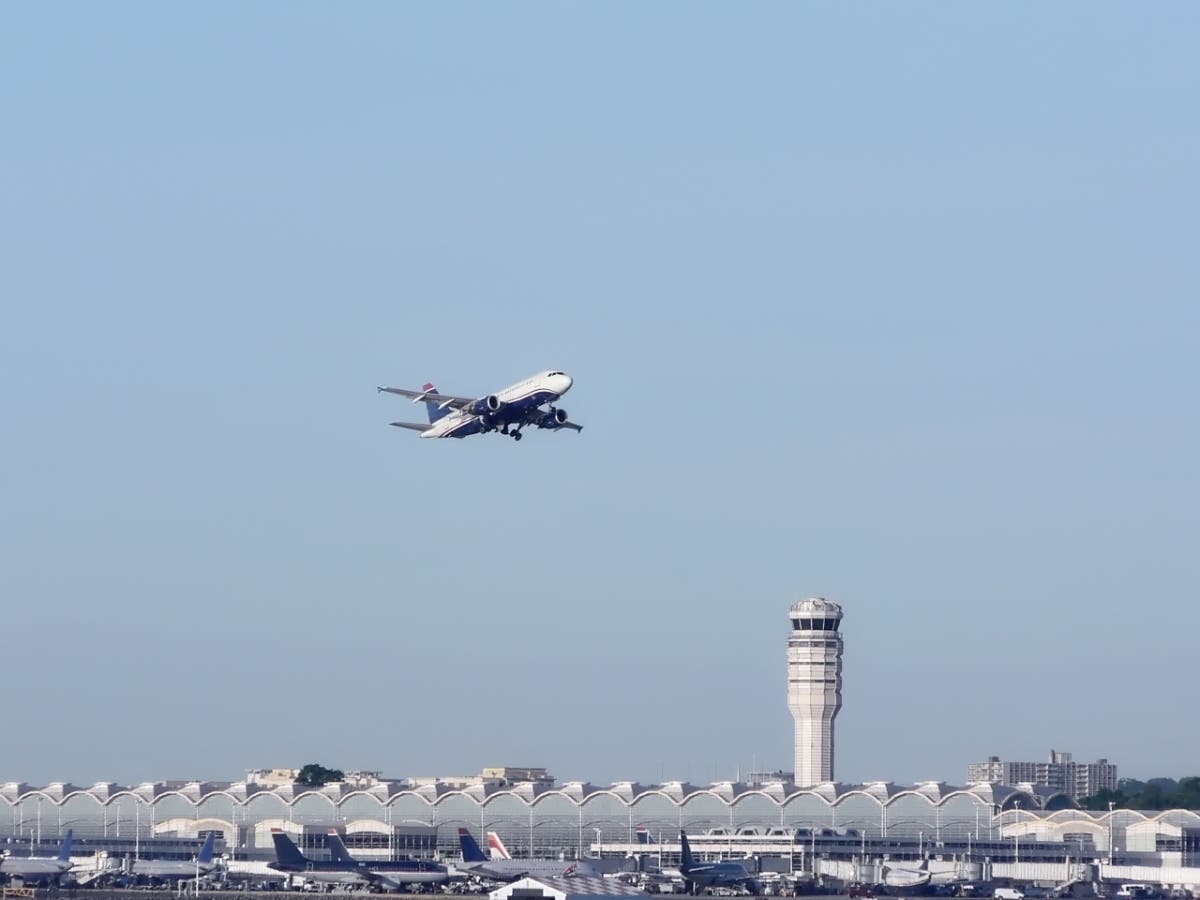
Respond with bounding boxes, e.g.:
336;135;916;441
468;395;503;417
537;408;568;429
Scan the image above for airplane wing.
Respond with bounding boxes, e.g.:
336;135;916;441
377;386;476;409
512;405;584;433
389;421;431;432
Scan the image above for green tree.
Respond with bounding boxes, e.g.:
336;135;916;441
296;763;345;787
1081;776;1200;811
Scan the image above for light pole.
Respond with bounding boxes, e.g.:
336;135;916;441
1013;801;1021;864
1107;801;1115;867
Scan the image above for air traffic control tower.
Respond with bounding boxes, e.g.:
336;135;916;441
787;597;844;785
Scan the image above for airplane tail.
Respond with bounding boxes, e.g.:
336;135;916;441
270;829;308;868
197;832;216;865
458;828;488;863
486;831;512;860
58;829;74;862
679;830;695;873
420;383;452;424
325;830;356;866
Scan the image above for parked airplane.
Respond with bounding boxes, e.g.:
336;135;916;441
267;830;370;887
878;859;962;890
379;370;582;440
880;862;931;889
629;827;683;883
323;829;449;890
679;830;760;895
455;828;600;880
0;830;74;882
130;832;218;881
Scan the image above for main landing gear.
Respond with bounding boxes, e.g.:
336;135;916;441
496;423;523;440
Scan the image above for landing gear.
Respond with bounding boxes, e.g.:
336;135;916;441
511;430;523;441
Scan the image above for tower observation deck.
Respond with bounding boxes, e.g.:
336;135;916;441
787;597;843;786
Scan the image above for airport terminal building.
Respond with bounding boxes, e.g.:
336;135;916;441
0;773;1169;858
6;599;1198;885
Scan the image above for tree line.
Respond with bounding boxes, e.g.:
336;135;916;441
1081;777;1200;811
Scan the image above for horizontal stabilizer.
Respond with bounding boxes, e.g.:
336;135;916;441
390;421;429;432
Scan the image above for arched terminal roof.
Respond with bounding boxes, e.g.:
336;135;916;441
0;777;1078;817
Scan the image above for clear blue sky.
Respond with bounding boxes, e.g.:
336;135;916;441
2;3;1196;788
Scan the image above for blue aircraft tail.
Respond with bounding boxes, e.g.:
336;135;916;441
420;383;452;424
197;832;216;865
325;830;356;866
57;829;74;862
271;829;308;868
458;828;488;863
679;830;695;873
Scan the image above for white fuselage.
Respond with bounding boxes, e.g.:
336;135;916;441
131;859;217;879
0;857;73;879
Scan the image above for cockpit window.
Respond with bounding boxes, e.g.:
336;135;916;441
548;371;564;377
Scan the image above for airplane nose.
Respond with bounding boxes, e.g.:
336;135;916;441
557;374;573;395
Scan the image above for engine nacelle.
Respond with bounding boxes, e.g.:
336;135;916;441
537;408;568;429
468;394;503;417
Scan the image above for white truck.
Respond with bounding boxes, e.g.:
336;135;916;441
995;889;1026;900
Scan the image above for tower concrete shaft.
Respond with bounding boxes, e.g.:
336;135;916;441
787;597;843;786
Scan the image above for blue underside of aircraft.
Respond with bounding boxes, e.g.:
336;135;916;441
444;390;558;438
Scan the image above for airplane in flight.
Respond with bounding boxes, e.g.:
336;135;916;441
129;832;218;881
268;830;371;887
678;830;760;895
379;370;582;440
323;829;450;890
0;830;74;883
455;828;600;880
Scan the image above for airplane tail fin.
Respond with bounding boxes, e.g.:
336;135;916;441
197;832;216;865
420;383;452;424
271;829;308;867
679;830;695;873
58;829;74;862
325;830;356;866
458;828;488;863
486;831;512;860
